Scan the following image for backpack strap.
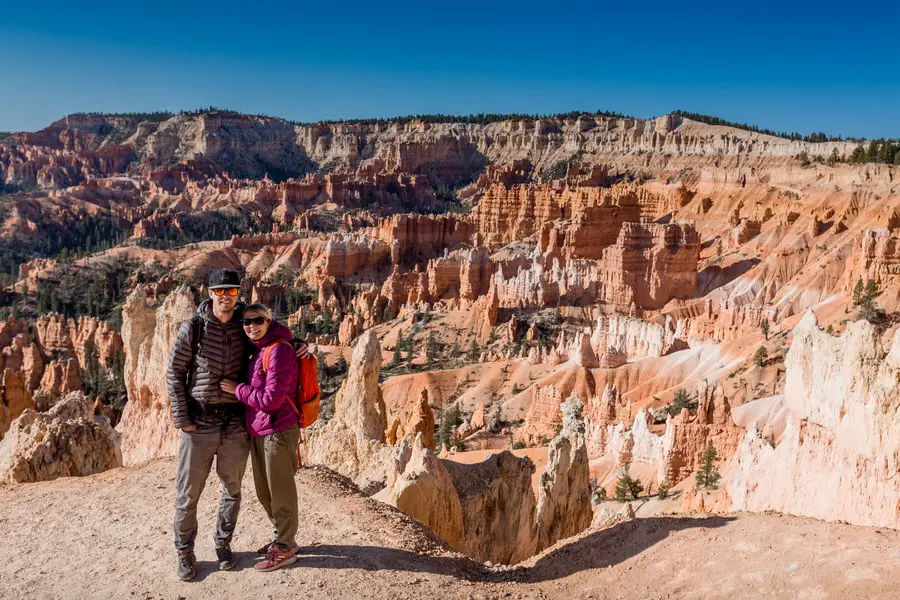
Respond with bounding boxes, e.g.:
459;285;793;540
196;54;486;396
189;315;204;363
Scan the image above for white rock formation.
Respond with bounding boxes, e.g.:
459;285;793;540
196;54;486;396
727;311;900;528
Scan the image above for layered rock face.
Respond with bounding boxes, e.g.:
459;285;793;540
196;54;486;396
303;330;393;493
116;286;195;466
0;392;121;483
727;312;900;528
598;222;700;309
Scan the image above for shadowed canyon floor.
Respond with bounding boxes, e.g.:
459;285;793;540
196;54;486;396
0;460;897;600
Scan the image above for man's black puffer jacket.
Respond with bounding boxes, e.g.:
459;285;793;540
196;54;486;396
167;299;250;429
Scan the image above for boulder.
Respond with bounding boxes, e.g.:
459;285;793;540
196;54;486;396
0;392;121;483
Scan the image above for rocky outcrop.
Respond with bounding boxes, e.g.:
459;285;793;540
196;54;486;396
385;388;435;449
591;314;688;360
847;229;900;294
727;312;900;528
382;433;466;552
584;384;626;459
442;451;538;564
0;391;121;483
0;369;34;440
518;385;563;446
660;381;742;485
598;222;700;309
303;330;393;493
33;314;123;370
382;396;592;564
116;286;195;466
38;358;81;397
535;397;592;550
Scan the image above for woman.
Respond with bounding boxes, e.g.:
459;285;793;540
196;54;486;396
219;303;300;572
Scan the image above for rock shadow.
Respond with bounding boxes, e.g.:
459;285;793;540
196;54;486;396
516;515;735;583
290;515;734;584
695;258;761;297
291;544;491;581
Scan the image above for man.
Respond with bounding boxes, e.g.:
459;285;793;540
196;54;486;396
168;268;250;581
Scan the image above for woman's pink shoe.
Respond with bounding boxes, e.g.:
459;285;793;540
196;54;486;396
255;544;298;572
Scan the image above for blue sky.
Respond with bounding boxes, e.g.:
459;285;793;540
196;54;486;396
2;0;898;138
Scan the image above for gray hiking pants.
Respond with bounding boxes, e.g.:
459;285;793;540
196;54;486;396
173;420;250;550
250;425;300;547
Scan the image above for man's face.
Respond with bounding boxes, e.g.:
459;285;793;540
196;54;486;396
208;287;239;312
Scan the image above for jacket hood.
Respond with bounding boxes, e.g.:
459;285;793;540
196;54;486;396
198;298;246;321
249;321;293;349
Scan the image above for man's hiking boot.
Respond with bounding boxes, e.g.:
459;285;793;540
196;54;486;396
216;541;235;571
177;548;196;581
255;543;298;572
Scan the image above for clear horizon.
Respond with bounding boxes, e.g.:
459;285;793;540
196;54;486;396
2;0;898;139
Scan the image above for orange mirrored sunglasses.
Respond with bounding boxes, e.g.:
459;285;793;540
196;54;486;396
212;288;240;297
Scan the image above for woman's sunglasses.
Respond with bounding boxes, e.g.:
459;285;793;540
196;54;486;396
212;288;240;297
241;316;268;327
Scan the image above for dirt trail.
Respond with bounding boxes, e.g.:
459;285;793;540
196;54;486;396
0;460;898;599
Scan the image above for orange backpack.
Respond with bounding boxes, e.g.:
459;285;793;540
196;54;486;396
261;339;321;449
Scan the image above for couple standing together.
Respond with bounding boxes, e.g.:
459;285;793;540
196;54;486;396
167;269;316;580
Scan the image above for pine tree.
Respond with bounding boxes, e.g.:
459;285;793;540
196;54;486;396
393;329;403;366
614;469;644;501
439;404;462;449
754;346;768;368
664;388;697;417
760;317;770;340
852;278;864;305
657;479;671;499
695;445;721;490
857;280;880;322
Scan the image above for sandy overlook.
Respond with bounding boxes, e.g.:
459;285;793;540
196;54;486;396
1;460;899;600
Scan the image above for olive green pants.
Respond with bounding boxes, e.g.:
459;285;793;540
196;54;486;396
250;425;300;547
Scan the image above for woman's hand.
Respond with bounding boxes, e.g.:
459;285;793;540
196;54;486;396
220;379;238;394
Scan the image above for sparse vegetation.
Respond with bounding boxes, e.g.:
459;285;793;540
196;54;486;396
754;346;769;368
660;388;698;418
760;317;770;340
657;479;671;500
80;346;127;426
438;404;462;450
856;279;883;323
614;470;644;501
540;152;583;181
695;444;721;490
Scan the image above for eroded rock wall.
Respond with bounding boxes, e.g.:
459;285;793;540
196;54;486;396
727;312;900;528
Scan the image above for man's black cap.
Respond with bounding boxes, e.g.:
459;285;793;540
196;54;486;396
208;269;242;289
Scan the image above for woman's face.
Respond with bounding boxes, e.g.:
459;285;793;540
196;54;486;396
242;312;271;341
